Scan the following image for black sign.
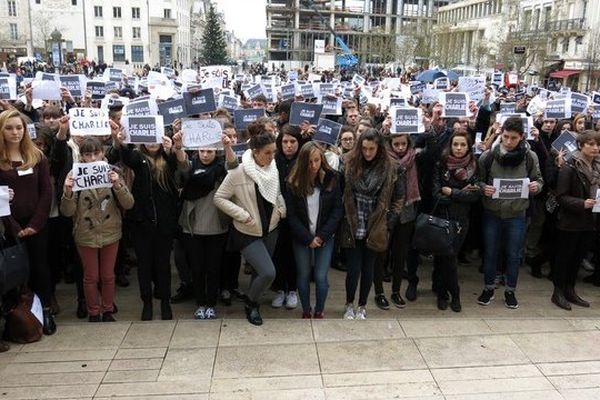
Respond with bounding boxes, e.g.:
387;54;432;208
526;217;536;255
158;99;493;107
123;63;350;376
514;46;526;54
551;131;578;160
570;93;589;114
127;116;161;144
500;102;517;114
157;98;187;125
233;108;265;130
108;68;123;82
392;108;420;134
60;75;83;97
545;99;569;119
593;93;600;105
184;88;217;115
125;100;154;116
390;97;406;107
319;83;334;96
41;73;57;81
410;82;426;95
86;81;106;99
443;93;468;117
0;78;10;100
232;142;248;161
220;95;239;112
314;119;342;146
300;84;315;99
289;102;323;126
320;95;341;115
281;84;296;101
245;84;263;100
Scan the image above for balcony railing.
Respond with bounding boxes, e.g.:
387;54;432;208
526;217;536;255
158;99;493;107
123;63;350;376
546;18;586;31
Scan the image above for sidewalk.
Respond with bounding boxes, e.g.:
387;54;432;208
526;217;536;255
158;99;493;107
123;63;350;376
1;264;600;399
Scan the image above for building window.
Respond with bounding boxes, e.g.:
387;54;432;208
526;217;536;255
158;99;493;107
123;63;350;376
95;26;103;37
94;5;102;17
71;0;77;5
132;7;140;19
132;27;141;39
131;45;144;62
114;26;122;38
113;6;121;18
562;38;569;53
164;8;171;18
9;23;17;40
35;0;40;3
7;1;16;16
113;45;125;61
97;45;104;63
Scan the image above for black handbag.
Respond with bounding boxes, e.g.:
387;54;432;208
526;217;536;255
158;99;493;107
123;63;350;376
0;236;29;295
412;201;462;257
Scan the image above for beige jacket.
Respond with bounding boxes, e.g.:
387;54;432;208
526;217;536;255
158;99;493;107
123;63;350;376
60;184;134;248
213;165;286;237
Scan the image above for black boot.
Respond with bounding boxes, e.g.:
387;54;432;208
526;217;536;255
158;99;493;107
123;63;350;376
141;301;153;321
450;289;462;312
170;283;193;304
437;294;448;311
42;308;57;335
245;301;263;326
564;286;590;307
161;300;173;320
551;287;571;310
405;280;418;302
76;299;88;319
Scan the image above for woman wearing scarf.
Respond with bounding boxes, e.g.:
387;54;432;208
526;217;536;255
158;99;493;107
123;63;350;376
214;127;286;326
373;134;420;309
552;131;600;310
432;132;480;312
177;134;237;320
339;129;394;320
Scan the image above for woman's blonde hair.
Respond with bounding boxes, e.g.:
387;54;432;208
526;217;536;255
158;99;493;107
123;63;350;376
0;110;42;171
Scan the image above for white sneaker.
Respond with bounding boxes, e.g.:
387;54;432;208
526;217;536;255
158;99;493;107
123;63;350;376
271;290;285;308
205;307;217;319
285;291;298;309
194;306;206;320
343;303;355;320
355;306;367;320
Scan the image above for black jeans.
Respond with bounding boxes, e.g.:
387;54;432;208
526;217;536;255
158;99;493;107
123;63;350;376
433;221;468;299
181;233;226;307
272;223;297;292
220;250;241;291
345;240;377;307
131;223;174;303
553;230;594;289
23;226;52;307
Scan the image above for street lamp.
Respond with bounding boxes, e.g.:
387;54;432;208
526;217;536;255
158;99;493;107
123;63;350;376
50;28;63;68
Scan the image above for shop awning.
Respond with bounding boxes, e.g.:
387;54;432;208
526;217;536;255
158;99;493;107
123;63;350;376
549;69;581;79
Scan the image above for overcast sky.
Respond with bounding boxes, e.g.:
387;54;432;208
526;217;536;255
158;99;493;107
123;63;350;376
213;0;267;43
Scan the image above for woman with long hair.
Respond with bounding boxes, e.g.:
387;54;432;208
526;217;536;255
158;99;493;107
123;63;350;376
286;142;343;318
214;126;287;326
432;131;480;311
339;129;394;320
0;110;55;334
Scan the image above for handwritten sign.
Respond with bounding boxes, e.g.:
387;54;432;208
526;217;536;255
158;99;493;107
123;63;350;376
440;92;470;117
72;161;112;191
198;65;231;88
68;108;110;136
458;76;486;103
492;178;530;199
181;119;223;149
184;88;217;115
233;108;265;130
314;119;342;146
122;116;164;144
157;98;187;125
289;102;323;126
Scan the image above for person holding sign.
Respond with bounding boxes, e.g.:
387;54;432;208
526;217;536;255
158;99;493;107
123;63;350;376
60;137;134;322
552;131;600;310
214;126;286;326
285;142;343;319
114;129;187;321
339;129;394;320
0;110;55;335
477;117;543;309
431;132;480;312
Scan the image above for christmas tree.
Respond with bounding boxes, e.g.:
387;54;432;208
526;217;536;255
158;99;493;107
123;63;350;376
200;5;229;65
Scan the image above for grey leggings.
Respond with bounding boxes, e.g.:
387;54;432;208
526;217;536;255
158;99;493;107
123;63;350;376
241;230;279;302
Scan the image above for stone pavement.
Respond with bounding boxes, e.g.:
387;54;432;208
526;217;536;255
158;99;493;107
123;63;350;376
1;263;600;399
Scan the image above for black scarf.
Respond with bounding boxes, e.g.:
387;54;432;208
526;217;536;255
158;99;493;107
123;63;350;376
181;158;225;201
351;161;386;196
493;140;528;167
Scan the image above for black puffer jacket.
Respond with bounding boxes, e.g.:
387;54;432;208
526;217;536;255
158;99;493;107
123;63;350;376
432;160;480;225
556;157;599;232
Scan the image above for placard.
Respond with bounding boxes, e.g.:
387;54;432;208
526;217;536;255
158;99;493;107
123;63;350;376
474;132;483;155
320;95;342;115
27;123;37;140
157;98;187;125
181;119;223;149
570;92;590;114
32;79;61;100
314;119;342;145
592;92;600;105
104;68;124;82
59;75;86;97
434;77;449;90
352;74;365;87
232;142;248;161
71;161;112;191
198;65;231;88
124;98;159;116
545;99;571;119
422;88;439;104
68;108;110;136
280;84;296;101
287;71;298;81
0;186;10;217
492;72;504;87
233;108;265;130
500;102;516;114
440;92;470;117
122;116;164;144
492;178;530;199
161;67;176;79
551;131;578;160
180;69;198;83
318;83;334;97
592;189;600;213
218;94;239;112
391;107;424;134
289;102;323;126
458;76;486;103
0;77;16;100
244;84;264;100
183;88;217;115
299;84;315;98
409;81;426;95
87;81;106;100
390;97;407;107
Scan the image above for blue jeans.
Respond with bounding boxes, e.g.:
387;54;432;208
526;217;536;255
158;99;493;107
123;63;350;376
293;238;334;313
482;211;527;291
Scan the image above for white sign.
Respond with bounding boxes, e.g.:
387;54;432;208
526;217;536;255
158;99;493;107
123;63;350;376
72;161;113;191
32;79;61;100
492;178;530;199
198;65;232;88
458;76;486;103
593;189;600;213
314;39;326;54
68;108;111;136
181;119;223;149
0;186;10;217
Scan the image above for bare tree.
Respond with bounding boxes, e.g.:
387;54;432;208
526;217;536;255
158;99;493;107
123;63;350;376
585;29;600;91
31;12;66;54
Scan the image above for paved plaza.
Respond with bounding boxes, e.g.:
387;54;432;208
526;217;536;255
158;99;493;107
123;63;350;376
1;263;600;399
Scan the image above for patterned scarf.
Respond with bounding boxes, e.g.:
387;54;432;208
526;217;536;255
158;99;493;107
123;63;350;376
446;153;476;182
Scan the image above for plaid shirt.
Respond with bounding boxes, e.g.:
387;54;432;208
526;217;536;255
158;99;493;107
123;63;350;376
354;192;377;240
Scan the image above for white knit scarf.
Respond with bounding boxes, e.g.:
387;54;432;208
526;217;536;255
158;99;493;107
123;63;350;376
242;149;280;205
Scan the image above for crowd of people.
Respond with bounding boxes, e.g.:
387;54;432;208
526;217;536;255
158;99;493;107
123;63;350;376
0;65;599;353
